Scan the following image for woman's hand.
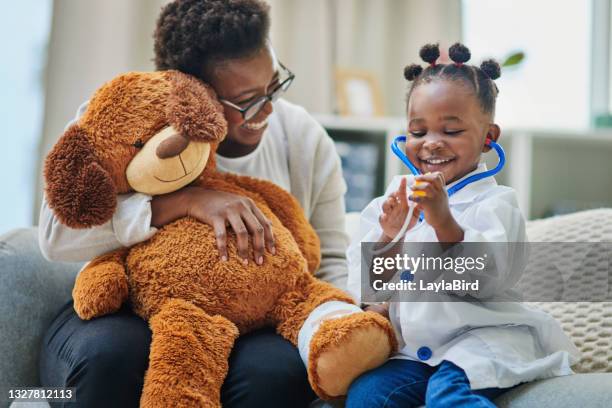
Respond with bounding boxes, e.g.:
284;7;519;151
151;186;275;265
379;177;420;241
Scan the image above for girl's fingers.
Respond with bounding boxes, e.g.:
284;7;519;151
397;177;408;205
382;196;396;213
415;172;445;189
408;194;422;203
379;213;388;224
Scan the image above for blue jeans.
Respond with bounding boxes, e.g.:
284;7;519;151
346;359;509;408
40;301;316;408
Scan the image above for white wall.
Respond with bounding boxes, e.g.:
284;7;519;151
267;0;462;116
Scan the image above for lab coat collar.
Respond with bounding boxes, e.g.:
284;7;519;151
446;162;498;205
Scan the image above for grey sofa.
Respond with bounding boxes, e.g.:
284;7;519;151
2;209;612;407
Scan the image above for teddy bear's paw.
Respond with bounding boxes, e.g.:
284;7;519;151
307;311;397;400
72;262;128;320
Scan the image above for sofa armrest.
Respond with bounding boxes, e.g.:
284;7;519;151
0;228;83;402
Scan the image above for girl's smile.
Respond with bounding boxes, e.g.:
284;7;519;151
406;80;500;184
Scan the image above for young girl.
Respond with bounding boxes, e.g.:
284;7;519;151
346;43;580;408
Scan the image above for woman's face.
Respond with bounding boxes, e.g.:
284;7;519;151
207;47;278;155
406;80;500;184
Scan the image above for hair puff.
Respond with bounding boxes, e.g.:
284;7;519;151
404;64;423;81
448;43;471;64
419;43;440;65
480;59;501;80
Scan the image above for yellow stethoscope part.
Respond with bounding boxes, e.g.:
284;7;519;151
412;180;427;197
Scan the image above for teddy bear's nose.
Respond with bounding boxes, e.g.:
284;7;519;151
156;133;190;159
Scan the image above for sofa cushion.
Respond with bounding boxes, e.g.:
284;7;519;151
0;228;83;404
495;373;612;407
521;209;612;374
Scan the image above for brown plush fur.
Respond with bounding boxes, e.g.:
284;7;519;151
72;248;129;319
43;125;117;228
308;312;399;399
44;71;396;406
141;299;239;408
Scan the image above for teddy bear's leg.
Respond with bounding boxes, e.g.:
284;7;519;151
301;304;397;400
272;278;397;400
140;298;239;408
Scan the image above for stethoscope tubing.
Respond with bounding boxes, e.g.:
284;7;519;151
391;135;505;198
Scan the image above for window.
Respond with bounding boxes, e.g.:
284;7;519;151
462;0;592;130
0;1;52;231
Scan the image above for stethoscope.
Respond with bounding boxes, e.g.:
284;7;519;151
371;135;506;254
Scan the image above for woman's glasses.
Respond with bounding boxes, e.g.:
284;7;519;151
219;62;295;122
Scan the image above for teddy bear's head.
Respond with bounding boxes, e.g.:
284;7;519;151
44;70;227;229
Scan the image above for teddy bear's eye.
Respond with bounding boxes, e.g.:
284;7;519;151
133;139;144;149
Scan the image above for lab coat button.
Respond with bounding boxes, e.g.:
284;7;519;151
400;270;414;282
417;346;432;361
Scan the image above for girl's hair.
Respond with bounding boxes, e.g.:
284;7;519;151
154;0;270;79
404;43;501;116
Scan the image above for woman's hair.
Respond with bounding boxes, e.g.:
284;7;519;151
154;0;271;78
404;43;501;116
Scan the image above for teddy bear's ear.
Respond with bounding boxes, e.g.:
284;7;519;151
44;124;117;228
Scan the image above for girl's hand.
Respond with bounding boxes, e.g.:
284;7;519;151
379;177;420;241
151;186;275;265
363;303;390;319
409;172;452;229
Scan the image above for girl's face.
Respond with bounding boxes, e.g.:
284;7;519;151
208;47;277;156
406;80;500;184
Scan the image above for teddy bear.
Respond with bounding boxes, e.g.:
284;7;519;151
43;70;397;407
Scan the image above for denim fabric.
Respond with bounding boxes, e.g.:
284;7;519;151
346;359;508;408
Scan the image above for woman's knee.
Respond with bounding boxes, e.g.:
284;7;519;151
40;304;151;407
221;329;316;408
75;330;149;384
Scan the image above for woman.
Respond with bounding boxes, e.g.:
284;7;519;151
38;1;348;407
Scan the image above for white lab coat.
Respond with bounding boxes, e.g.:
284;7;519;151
347;163;580;390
